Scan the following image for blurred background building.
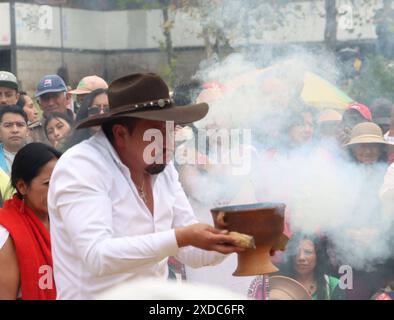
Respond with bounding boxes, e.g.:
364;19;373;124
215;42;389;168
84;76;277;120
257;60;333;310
0;0;386;93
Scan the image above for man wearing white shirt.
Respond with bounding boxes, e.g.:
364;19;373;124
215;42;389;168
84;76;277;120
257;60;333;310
48;73;244;300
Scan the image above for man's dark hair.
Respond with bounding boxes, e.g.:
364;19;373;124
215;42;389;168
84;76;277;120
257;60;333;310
102;117;138;144
0;105;28;123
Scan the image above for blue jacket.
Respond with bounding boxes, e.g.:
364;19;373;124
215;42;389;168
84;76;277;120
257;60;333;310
0;145;9;176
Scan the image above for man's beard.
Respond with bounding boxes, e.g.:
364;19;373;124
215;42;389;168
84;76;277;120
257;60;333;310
144;148;174;175
145;163;166;175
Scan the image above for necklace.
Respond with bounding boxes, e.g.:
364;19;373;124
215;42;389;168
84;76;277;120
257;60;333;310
136;175;148;205
307;282;316;295
298;278;316;295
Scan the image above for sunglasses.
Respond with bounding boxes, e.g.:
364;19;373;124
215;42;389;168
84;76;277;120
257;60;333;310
88;104;110;116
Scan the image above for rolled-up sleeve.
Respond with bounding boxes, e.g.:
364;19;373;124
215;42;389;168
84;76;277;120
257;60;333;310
50;151;180;277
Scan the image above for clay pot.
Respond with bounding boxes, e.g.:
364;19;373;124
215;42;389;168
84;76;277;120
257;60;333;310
211;202;286;276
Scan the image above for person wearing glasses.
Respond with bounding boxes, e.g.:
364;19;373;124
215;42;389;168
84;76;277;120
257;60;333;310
69;75;108;114
63;88;109;150
0;106;29;177
82;88;110;133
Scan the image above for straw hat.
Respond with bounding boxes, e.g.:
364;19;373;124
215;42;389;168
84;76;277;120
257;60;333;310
269;276;312;300
345;122;391;147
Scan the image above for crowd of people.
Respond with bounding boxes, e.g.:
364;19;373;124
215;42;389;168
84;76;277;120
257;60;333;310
0;66;393;301
171;74;394;300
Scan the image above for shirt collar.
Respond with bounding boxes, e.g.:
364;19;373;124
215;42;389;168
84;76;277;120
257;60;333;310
92;129;162;184
4;148;16;157
94;130;125;167
1;144;17;156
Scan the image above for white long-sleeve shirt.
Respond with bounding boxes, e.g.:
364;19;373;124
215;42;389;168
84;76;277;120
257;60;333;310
380;162;394;217
48;130;225;300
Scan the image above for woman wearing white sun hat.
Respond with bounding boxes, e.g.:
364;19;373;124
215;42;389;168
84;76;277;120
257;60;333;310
344;122;391;300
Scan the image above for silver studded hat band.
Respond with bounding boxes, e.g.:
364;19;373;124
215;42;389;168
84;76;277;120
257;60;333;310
133;98;172;110
110;98;173;115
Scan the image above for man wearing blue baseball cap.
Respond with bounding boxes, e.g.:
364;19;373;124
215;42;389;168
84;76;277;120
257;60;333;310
35;75;74;119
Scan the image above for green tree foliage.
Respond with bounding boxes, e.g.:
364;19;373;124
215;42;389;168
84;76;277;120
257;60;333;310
117;0;178;86
349;55;394;105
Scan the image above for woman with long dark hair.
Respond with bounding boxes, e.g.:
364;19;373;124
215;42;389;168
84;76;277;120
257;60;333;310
0;143;61;299
278;233;345;300
44;112;74;150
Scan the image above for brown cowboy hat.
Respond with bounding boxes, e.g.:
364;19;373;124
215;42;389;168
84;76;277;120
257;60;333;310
76;73;208;129
269;276;312;300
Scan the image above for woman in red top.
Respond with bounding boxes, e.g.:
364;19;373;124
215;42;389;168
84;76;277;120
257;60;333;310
0;143;61;300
